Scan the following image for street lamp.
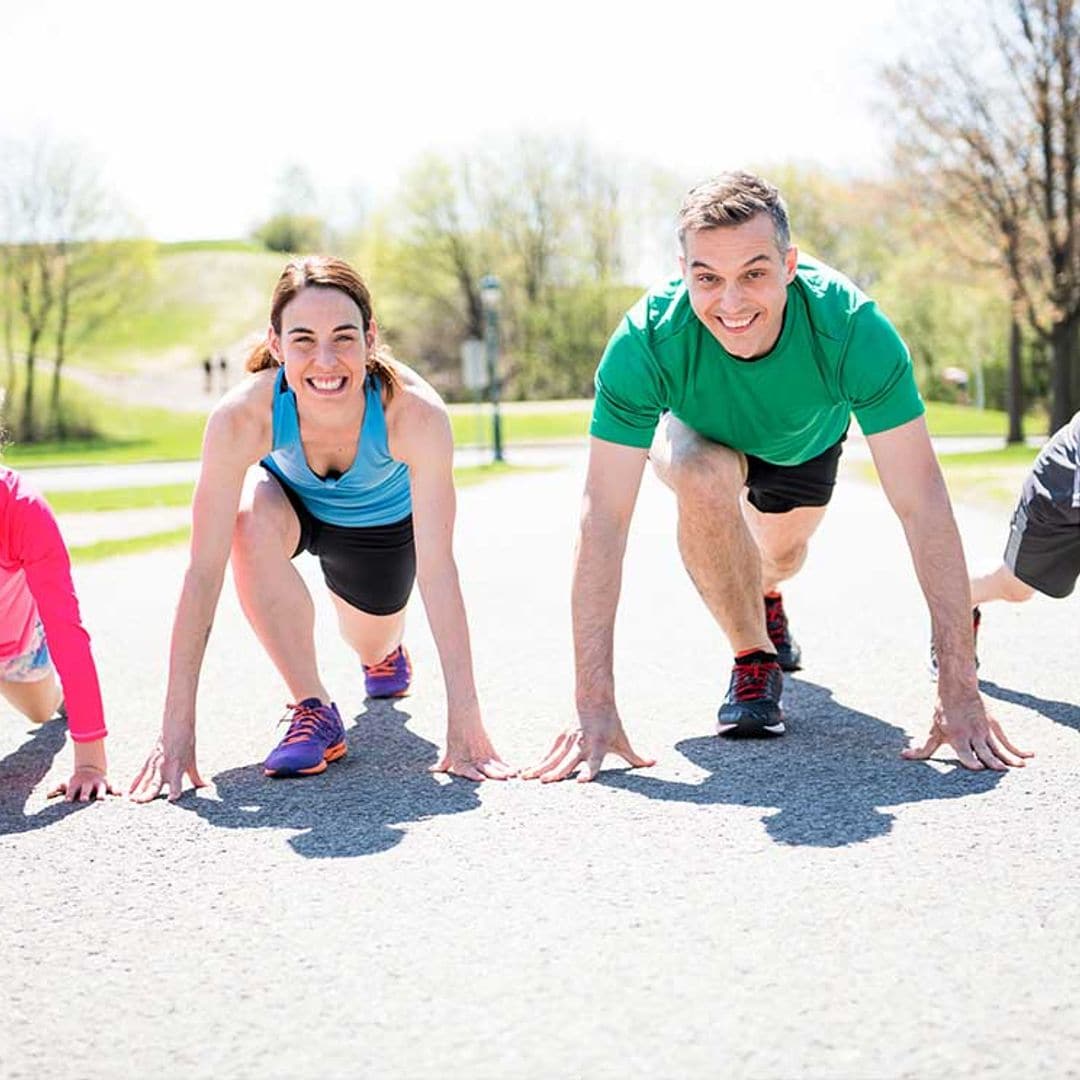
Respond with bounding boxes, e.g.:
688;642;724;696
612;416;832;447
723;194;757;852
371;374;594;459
479;273;504;463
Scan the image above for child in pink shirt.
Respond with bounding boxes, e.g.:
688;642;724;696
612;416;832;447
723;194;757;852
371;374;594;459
0;466;113;800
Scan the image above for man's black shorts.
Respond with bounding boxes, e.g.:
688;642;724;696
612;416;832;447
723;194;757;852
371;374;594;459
264;468;416;615
1003;412;1080;598
745;432;847;514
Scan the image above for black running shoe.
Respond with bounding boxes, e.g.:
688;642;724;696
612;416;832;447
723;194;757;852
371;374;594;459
765;593;802;672
717;655;785;738
929;606;981;680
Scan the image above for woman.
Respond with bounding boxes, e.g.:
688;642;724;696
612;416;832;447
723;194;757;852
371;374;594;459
130;256;512;799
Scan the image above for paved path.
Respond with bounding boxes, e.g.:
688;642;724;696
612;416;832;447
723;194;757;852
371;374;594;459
3;456;1079;1079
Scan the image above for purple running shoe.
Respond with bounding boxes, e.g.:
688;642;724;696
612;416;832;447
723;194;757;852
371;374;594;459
363;645;412;699
264;699;346;778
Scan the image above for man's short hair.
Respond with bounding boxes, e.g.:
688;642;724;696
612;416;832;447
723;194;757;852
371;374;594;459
677;171;791;254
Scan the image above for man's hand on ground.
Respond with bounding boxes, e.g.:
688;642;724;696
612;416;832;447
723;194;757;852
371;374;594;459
522;708;656;783
903;695;1033;771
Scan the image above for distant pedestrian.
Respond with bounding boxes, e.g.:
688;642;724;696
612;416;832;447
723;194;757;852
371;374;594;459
203;356;213;394
0;463;115;800
130;256;512;802
218;354;229;390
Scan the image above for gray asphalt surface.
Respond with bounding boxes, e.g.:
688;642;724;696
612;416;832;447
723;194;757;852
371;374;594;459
3;451;1079;1080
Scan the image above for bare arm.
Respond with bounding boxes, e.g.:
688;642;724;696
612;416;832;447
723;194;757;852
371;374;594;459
524;436;656;782
130;393;267;801
573;437;649;710
395;389;513;780
868;416;1030;769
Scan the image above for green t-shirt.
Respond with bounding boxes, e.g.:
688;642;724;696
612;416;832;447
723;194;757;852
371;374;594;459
590;255;924;465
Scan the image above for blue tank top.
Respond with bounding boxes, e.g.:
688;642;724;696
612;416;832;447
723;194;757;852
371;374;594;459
261;367;412;527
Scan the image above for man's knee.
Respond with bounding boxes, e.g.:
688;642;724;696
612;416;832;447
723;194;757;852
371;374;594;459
654;438;744;502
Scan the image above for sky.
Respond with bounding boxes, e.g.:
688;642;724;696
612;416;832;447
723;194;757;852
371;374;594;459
1;0;909;241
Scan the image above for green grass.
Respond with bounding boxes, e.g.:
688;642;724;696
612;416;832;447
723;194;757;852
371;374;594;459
935;444;1040;510
158;239;264;254
8;399;593;470
69;526;191;564
50;465;540;515
936;444;1040;467
44;482;196;513
75;248;285;370
852;443;1040;511
922;400;1050;438
449;408;589;446
5;396;207;468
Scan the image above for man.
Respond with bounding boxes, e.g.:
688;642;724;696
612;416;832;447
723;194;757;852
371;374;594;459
524;171;1030;783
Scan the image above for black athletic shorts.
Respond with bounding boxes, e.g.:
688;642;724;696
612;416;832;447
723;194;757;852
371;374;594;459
265;468;416;616
1003;412;1080;598
744;432;847;514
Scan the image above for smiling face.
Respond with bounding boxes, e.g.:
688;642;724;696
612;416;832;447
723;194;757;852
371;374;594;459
679;214;798;360
268;285;373;409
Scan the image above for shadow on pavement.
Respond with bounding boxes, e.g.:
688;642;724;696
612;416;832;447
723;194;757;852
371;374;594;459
0;719;82;835
601;677;1003;847
179;700;480;859
979;679;1080;732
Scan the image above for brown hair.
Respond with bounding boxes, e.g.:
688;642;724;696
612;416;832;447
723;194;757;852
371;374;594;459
677;171;791;254
246;255;398;394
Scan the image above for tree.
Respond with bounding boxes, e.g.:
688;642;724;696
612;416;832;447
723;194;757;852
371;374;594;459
884;0;1080;436
0;137;152;441
253;164;326;253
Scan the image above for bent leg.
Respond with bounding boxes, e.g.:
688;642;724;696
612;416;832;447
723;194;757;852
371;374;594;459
231;468;330;703
971;563;1036;605
741;498;829;593
330;593;406;667
651;415;770;654
0;669;62;725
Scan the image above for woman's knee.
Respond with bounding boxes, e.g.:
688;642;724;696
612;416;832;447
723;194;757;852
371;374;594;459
232;484;296;561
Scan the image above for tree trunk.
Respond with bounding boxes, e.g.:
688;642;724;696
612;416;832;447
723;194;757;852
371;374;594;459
1006;314;1024;444
1050;314;1078;432
51;256;70;437
20;337;39;443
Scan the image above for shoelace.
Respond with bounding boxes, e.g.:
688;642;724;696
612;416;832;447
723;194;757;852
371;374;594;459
731;661;777;701
277;702;330;746
365;649;402;678
765;597;788;641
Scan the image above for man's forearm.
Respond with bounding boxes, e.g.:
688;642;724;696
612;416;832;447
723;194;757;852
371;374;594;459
572;516;630;710
898;473;978;696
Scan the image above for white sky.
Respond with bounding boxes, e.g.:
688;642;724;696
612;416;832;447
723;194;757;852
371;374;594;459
2;0;907;240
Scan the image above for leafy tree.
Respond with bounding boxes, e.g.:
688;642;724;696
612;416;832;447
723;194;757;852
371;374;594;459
884;0;1080;434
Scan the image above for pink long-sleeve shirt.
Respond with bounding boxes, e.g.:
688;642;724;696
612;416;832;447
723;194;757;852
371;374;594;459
0;467;106;743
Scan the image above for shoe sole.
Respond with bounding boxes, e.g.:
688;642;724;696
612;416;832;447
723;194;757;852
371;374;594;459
264;740;347;779
717;719;786;738
365;687;411;699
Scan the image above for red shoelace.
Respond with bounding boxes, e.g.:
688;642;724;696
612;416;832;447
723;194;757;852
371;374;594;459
731;661;777;701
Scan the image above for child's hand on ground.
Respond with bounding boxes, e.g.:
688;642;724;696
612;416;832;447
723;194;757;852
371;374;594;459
48;765;119;802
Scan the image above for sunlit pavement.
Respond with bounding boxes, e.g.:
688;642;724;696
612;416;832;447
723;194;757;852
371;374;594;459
3;458;1078;1080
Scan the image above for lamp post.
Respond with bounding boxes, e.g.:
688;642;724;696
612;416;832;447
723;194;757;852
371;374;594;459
479;273;504;463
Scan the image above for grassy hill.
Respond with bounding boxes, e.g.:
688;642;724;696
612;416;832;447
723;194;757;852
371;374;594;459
75;243;287;371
